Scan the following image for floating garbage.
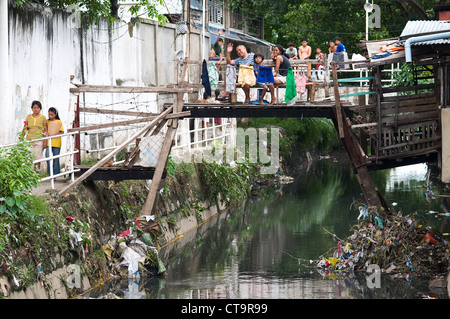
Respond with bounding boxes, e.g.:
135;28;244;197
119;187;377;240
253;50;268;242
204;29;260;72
102;217;166;279
318;208;450;275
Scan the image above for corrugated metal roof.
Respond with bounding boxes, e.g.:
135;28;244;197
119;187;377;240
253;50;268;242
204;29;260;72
400;20;450;45
208;26;274;48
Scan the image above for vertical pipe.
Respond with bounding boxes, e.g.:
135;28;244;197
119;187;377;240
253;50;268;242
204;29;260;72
0;0;11;145
74;95;81;165
365;0;369;41
202;0;205;62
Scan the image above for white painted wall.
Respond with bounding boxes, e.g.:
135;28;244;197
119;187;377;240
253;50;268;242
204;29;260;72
0;0;12;145
6;3;210;151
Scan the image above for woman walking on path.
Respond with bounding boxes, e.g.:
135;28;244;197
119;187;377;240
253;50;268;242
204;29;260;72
23;100;47;171
45;107;64;176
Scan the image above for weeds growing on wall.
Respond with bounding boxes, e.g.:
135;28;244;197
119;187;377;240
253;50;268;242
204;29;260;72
197;157;257;206
0;137;80;291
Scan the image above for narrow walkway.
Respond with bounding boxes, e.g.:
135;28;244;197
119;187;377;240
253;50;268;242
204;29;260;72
32;178;71;197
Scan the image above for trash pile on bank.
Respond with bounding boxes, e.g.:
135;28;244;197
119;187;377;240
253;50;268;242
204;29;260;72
102;215;166;278
318;207;450;275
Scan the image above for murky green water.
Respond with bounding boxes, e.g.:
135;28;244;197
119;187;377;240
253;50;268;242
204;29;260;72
85;152;450;300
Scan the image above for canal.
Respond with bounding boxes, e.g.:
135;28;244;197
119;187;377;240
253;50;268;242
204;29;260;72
85;151;450;299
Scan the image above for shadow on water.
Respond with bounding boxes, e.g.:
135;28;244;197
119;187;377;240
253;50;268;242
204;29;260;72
84;152;450;299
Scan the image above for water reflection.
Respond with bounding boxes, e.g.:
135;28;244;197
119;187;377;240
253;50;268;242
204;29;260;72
85;155;449;299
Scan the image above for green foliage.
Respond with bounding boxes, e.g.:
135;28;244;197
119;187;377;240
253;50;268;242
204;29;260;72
227;0;438;54
0;136;41;218
167;215;177;227
198;159;252;205
166;157;177;177
249;117;338;162
14;0;168;27
392;62;434;95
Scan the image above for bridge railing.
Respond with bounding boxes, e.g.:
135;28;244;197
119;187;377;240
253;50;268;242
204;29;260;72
172;118;234;156
322;62;401;87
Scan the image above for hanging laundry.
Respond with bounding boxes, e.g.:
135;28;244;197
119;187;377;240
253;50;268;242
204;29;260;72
285;67;297;103
201;59;211;97
256;65;275;84
295;69;307;95
225;65;236;93
237;65;256;87
207;61;219;91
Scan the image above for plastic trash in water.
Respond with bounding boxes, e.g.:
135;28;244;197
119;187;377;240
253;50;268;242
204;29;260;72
374;216;384;230
405;254;413;272
357;206;368;220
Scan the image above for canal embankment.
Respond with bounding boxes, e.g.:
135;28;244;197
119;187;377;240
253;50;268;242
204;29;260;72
1;151;291;298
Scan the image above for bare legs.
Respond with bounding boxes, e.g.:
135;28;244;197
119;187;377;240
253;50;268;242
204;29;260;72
260;84;276;105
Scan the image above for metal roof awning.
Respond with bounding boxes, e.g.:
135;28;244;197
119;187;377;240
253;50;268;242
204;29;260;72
400;20;450;45
358;20;450;65
208;26;274;48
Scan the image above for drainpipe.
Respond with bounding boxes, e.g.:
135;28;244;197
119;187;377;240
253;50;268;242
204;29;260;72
405;31;450;62
0;0;11;145
202;0;205;61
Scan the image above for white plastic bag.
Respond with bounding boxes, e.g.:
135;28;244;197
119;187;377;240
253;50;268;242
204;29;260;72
119;242;145;277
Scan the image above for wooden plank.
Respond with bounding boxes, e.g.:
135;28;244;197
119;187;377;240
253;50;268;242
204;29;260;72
139;59;189;217
374;66;382;159
370;146;440;161
70;84;191;94
79;107;157;117
381;83;434;94
139;123;178;217
331;62;344;138
351;122;378;129
323;54;330;97
379;136;441;151
58;106;174;197
380;103;438;116
381;110;439;125
382;93;436;103
67;111;190;133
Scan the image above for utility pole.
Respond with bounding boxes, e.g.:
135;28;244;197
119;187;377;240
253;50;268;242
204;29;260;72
0;0;11;145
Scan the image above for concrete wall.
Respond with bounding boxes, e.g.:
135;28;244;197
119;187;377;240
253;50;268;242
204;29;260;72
6;3;209;147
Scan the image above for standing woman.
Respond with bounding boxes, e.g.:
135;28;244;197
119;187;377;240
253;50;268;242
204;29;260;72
23;100;48;171
45;107;64;176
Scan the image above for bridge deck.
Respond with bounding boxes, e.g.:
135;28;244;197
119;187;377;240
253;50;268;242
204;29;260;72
74;165;165;181
182;101;352;119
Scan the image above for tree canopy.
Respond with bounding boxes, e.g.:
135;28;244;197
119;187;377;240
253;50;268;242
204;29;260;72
14;0;168;26
227;0;442;54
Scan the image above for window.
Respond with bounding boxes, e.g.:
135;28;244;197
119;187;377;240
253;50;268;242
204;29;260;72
208;0;223;25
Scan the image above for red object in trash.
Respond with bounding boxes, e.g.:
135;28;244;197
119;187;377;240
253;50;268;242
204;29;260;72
424;233;439;245
119;229;130;238
65;216;74;222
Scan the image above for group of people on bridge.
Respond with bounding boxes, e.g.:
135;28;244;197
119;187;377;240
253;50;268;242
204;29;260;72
206;30;347;105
